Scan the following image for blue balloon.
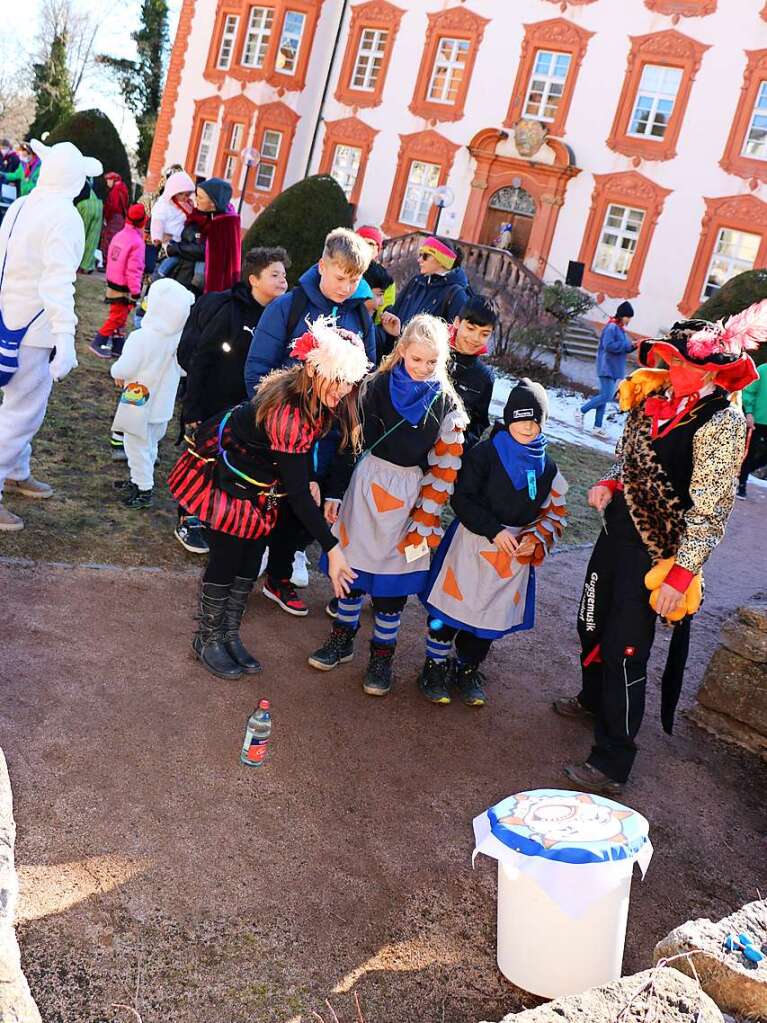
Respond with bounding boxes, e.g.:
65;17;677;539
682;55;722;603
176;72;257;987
430;618;444;631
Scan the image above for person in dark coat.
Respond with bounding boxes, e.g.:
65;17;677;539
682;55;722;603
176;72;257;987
448;295;498;448
165;178;241;295
380;236;469;343
577;301;637;437
0;140;20;176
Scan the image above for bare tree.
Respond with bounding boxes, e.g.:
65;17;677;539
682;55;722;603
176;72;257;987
0;38;35;142
35;0;100;101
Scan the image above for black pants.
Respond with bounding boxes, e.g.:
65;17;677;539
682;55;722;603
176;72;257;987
204;528;267;585
739;423;767;486
576;496;656;783
349;589;407;614
265;500;305;581
429;624;492;665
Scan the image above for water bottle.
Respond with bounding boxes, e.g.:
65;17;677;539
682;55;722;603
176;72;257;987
240;699;271;767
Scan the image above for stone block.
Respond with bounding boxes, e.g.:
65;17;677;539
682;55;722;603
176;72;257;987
654;899;767;1020
738;601;767;634
721;615;767;664
488;967;722;1022
696;647;767;735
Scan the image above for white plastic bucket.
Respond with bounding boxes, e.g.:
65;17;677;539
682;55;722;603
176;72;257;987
496;856;633;998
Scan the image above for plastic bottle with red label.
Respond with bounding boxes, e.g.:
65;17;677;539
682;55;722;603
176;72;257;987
240;699;271;767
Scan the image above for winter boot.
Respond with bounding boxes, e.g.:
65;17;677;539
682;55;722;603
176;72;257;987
110;331;127;358
417;657;451;705
455;661;487;707
307;622;357;671
89;332;112;359
363;641;395;697
193;582;243;680
222;577;262;674
121;482;153;509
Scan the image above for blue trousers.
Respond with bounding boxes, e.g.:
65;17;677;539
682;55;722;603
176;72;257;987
581;376;618;428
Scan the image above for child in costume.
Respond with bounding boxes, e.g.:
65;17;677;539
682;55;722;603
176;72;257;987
554;308;761;794
110;278;194;508
308;314;467;697
168;317;369;681
448;295;498;448
419;380;568;707
90;203;148;359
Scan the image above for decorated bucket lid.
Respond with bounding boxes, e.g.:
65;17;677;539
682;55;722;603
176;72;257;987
476;788;650;866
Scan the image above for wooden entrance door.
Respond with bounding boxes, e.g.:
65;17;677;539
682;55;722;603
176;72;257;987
481;185;536;258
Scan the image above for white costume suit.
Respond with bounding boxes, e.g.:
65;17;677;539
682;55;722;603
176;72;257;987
0;139;102;498
110;278;194;490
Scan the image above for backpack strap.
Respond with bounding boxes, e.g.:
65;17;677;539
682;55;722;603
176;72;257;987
285;285;309;339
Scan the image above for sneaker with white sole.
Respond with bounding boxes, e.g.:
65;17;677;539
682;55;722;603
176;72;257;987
174;518;209;554
574;410;584;430
593;426;608;439
0;504;23;531
4;476;53;499
263;578;308;616
291;550;310;588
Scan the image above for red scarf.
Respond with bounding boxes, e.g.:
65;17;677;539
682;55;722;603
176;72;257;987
644;392;700;439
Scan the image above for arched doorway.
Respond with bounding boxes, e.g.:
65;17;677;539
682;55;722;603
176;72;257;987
480;185;537;256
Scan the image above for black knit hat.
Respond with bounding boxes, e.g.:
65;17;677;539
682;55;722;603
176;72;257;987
616;301;634;319
503;379;547;427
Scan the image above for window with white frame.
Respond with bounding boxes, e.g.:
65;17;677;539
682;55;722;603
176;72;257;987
399;160;441;227
628;64;683;139
216;14;239;70
702;228;761;298
242;6;274;68
255;129;283;190
743;81;767;160
351;28;388;91
222;123;244;182
427;37;470;104
523;50;571;123
275;10;305;74
592;204;646;279
330;145;362;199
195;121;217;177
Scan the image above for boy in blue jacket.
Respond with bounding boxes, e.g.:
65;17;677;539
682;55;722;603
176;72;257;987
244;227;374;395
243;227;374;615
577;301;637;437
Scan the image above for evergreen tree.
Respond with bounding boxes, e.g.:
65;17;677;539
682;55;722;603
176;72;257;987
99;0;169;175
29;31;74;139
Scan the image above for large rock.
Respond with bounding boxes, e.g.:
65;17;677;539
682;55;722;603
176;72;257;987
486;967;722;1022
654;899;767;1020
0;749;42;1023
720;612;767;664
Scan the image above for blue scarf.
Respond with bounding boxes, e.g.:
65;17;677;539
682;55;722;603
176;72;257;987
493;431;547;499
389;362;441;426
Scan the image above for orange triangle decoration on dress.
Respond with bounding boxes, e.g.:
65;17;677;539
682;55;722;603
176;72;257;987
371;482;405;513
339;521;350;549
480;549;514;579
442;566;464;601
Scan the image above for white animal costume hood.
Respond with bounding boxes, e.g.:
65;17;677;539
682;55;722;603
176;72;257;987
149;170;195;244
0;138;103;348
111;278;195;435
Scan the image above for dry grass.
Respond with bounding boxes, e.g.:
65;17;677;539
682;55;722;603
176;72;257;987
0;274;611;568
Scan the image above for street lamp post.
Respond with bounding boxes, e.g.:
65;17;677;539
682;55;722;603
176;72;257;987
432;185;455;235
238;147;261;216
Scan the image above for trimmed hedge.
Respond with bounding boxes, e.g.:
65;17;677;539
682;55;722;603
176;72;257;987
694;269;767;365
46;108;132;194
241;174;353;285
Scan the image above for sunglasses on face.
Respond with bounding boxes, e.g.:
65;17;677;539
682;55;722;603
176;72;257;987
417;252;429;261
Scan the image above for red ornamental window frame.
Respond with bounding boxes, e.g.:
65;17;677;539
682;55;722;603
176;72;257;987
213;95;257;189
185;95;223;179
720;49;767;186
606;29;709;163
408;6;489;124
334;0;405;110
244;101;300;205
382;129;460;236
644;0;717;20
504;18;594;138
318;116;378;208
577;170;672;300
678;194;767;316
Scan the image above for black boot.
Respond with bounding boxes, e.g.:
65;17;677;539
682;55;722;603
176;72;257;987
363;641;395;697
193;582;243;680
307;622;356;671
110;331;126;358
455;661;487;707
418;656;451;705
222;577;262;674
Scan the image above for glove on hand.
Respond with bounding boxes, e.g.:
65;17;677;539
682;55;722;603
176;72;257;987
49;334;78;381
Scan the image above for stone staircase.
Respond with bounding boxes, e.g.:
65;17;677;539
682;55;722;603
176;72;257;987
381;232;545;337
563;317;600;360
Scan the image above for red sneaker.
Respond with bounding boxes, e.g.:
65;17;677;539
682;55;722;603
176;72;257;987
262;578;309;617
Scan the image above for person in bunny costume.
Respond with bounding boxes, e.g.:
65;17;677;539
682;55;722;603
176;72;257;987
0;138;102;531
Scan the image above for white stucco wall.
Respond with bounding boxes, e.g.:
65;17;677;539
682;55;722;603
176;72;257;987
163;0;767;336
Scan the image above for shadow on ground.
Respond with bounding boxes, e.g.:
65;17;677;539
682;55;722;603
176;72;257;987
2;490;766;1022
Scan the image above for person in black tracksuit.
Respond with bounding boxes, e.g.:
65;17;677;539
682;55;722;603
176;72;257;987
448;295;498;449
173;246;290;554
555;319;753;794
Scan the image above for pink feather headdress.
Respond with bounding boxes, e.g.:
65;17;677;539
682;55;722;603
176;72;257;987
290;315;371;385
687;299;767;359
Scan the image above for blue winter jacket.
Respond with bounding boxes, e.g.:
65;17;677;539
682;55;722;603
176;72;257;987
390;266;470;328
243;264;376;397
596;321;634;379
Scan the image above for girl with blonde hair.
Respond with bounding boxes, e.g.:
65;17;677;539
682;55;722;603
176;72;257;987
309;314;467;697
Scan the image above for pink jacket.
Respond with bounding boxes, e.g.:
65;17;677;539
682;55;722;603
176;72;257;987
106;223;145;296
